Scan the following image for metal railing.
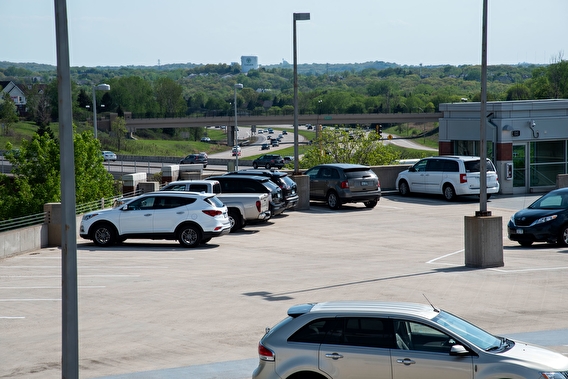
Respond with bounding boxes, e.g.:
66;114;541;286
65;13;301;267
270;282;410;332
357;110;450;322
0;190;141;233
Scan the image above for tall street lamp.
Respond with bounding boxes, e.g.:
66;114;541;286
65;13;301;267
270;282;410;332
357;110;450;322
234;83;243;171
293;12;310;174
92;83;110;139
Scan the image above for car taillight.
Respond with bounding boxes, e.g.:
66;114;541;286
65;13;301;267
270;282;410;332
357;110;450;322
340;180;349;189
202;210;222;217
255;200;261;212
258;342;275;362
460;174;467;183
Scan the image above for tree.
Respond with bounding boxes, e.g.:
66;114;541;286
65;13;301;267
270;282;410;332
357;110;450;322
506;84;531;100
0;92;19;135
25;84;53;127
300;128;400;168
154;77;186;117
0;129;116;220
111;116;128;151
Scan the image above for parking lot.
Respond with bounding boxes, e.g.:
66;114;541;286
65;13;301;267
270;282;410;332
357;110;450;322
2;193;568;379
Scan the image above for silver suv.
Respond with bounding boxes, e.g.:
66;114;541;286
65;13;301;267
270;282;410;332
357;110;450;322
304;163;381;209
79;191;231;247
396;155;500;201
253;301;568;379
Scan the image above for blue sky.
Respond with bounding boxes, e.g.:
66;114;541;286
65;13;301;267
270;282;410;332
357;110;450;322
2;0;567;67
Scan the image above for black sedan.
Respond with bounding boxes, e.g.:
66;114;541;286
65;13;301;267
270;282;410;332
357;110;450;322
508;187;568;246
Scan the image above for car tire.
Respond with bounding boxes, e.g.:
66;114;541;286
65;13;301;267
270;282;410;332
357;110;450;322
519;241;533;247
177;224;202;248
399;180;410;196
443;184;456;201
253;163;259;169
92;222;117;247
228;209;243;232
364;199;378;208
557;225;568;246
327;191;341;210
265;163;271;169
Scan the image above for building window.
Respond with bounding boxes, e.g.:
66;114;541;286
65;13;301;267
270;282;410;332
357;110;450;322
529;140;566;187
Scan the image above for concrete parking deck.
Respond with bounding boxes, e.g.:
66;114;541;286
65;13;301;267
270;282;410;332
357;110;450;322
2;193;568;379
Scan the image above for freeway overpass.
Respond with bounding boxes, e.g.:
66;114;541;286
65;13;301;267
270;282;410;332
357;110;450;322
122;112;442;130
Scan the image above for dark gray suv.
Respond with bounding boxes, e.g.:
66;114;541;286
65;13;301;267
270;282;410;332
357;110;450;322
304;163;381;209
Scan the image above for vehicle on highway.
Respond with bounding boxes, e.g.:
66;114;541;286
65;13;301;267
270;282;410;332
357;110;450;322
396;156;499;201
304;163;381;209
282;130;288;135
271;139;279;147
283;156;294;164
508;187;568;247
232;146;242;156
207;174;286;217
225;169;299;210
252;300;568;379
180;152;208;167
200;136;211;142
102;150;117;161
261;143;271;150
80;191;231;248
253;154;285;169
160;180;271;232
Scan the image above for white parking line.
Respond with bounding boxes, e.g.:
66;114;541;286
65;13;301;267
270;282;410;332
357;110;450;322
0;286;105;289
0;275;140;278
0;266;168;269
0;298;61;301
427;249;568;273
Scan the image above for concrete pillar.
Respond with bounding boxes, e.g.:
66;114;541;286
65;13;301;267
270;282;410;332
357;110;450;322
292;174;310;210
44;202;62;247
464;215;504;268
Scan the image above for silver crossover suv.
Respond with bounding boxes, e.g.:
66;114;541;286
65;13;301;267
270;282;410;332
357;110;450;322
252;301;568;379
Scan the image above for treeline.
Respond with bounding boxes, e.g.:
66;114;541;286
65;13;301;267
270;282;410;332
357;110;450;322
2;59;568;131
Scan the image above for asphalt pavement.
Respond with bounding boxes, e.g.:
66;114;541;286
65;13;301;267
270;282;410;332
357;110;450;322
2;193;568;379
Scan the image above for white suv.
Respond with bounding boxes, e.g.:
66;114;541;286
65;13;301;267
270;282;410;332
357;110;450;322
396;156;499;201
80;191;231;247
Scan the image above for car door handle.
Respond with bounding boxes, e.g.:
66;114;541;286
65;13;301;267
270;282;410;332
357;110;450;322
144;213;152;217
397;358;416;365
325;353;344;360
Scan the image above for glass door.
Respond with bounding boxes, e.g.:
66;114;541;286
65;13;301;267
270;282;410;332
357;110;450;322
512;144;527;193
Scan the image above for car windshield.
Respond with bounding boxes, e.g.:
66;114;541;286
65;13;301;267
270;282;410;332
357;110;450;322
529;191;568;209
432;311;501;350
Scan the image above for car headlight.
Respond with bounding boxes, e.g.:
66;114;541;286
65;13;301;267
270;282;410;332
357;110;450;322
531;215;558;226
540;372;568;379
83;213;99;221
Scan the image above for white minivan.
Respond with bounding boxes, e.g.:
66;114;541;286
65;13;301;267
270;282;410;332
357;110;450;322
396;156;500;201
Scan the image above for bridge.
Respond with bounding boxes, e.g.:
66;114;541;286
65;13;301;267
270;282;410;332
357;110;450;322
123;112;443;130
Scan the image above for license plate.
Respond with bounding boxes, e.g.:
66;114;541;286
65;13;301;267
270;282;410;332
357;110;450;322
516;229;524;234
361;181;368;186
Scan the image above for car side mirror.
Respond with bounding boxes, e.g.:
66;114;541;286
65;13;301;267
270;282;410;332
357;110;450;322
449;345;470;356
409;167;416;172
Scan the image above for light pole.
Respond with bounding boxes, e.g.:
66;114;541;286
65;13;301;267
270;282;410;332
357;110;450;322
234;83;243;171
92;83;110;139
293;12;310;174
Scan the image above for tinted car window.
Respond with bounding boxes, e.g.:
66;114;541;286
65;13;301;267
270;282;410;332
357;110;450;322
162;184;187;191
344;169;375;179
443;160;459;172
413;160;428;172
426;159;444;172
464;159;495;172
288;318;337;344
324;317;393;348
205;196;224;208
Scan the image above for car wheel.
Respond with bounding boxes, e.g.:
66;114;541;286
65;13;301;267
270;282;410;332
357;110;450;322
265;163;271;169
443;184;456;201
253;163;259;169
519;241;533;247
364;199;378;208
92;222;117;247
177;224;201;248
557;225;568;246
326;191;341;210
399;180;410;196
228;209;243;232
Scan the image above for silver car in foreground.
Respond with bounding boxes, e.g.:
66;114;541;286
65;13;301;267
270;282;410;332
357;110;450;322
252;301;568;379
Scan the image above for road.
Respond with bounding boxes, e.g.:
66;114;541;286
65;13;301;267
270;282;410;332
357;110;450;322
2;194;568;378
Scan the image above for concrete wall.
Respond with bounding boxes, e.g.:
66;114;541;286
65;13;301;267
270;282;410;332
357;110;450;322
0;224;48;259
